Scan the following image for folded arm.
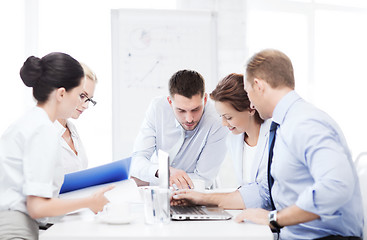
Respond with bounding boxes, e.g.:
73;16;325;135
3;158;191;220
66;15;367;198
235;205;319;227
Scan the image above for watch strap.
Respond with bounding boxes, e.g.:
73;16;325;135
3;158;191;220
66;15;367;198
269;210;283;230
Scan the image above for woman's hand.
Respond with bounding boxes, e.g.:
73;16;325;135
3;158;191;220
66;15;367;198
87;185;115;214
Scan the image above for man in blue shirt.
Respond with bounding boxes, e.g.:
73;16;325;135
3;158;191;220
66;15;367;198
130;70;227;189
236;49;364;239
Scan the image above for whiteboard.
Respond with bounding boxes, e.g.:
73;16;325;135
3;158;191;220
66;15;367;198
111;9;218;160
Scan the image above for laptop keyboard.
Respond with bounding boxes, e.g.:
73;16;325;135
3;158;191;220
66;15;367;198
171;206;207;215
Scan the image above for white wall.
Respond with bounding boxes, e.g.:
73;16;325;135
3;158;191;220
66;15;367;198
1;0;366;174
178;0;247;84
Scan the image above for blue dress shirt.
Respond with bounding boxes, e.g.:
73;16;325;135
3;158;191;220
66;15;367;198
130;96;228;188
270;91;363;239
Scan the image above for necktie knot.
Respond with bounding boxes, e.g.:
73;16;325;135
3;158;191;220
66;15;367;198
270;121;279;132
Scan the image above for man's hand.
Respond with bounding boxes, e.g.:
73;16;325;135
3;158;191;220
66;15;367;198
169;167;194;189
170;189;206;206
131;176;149;187
235;208;269;225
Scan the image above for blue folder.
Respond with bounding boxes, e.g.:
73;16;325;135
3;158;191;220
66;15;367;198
60;157;131;194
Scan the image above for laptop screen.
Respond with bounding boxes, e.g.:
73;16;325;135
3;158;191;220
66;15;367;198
159;149;232;221
158;149;170;189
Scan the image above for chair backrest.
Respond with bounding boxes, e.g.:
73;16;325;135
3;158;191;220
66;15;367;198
355;152;367;240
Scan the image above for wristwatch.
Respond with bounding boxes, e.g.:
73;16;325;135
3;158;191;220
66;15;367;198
269;210;283;231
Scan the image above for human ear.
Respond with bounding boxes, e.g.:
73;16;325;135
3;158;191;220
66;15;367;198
248;108;256;116
253;78;265;93
203;93;208;106
55;88;66;102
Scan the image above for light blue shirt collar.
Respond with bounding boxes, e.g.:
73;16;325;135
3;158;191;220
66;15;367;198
272;90;301;125
130;96;228;188
174;107;206;139
174;118;183;129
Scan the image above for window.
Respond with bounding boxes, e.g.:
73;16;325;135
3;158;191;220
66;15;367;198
0;1;27;134
314;8;367;155
246;0;367;157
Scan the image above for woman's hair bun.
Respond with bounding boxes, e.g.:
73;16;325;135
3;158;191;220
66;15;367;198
20;56;43;87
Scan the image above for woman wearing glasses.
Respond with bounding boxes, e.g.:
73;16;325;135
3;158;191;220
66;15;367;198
0;53;112;239
55;63;97;174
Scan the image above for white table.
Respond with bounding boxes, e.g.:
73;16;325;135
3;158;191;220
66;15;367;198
40;182;272;240
40;203;272;240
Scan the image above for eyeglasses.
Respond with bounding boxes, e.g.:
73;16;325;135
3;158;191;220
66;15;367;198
80;93;97;106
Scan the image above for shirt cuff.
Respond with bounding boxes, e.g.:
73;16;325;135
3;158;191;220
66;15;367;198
295;187;339;222
23;182;54;198
147;163;159;184
239;183;264;209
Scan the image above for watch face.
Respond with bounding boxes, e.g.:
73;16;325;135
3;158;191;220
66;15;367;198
269;210;277;222
269;210;283;230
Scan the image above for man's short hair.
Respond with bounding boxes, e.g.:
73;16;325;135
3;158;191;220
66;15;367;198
169;70;205;98
246;49;295;89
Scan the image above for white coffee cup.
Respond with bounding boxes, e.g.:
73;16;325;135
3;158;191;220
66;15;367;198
104;202;130;222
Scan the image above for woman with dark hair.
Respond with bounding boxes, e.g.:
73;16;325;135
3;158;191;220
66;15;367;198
210;73;270;187
0;52;113;239
171;73;271;210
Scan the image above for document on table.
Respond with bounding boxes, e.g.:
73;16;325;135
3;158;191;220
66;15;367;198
59;179;142;204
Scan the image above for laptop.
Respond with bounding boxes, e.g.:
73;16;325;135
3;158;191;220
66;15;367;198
157;150;232;221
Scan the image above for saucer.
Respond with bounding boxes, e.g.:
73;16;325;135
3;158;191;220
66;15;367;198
97;215;133;225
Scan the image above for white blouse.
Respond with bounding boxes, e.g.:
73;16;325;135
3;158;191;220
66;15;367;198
0;107;64;220
54;120;88;175
242;142;257;184
226;119;271;186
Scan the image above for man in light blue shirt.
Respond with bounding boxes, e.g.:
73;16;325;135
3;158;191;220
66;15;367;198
236;49;363;239
130;70;227;189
